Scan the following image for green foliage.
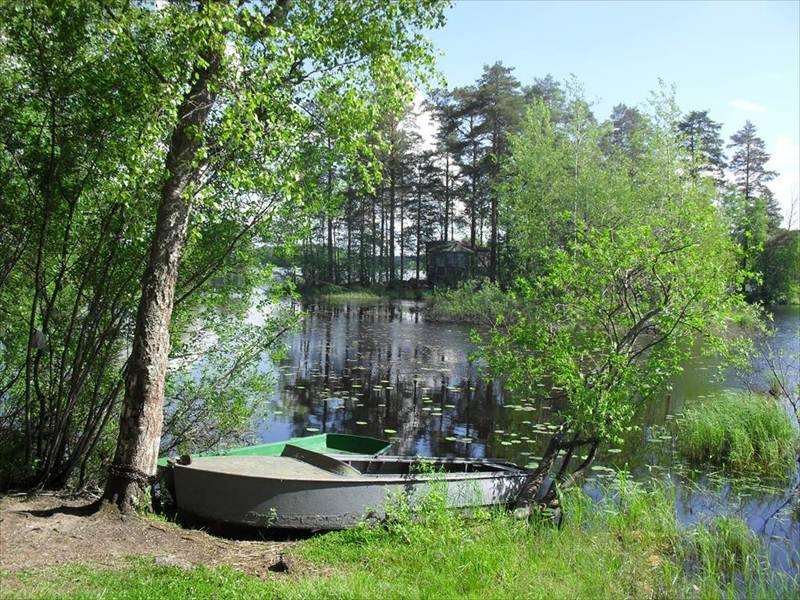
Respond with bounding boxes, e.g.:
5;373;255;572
759;230;800;305
722;189;769;296
685;516;760;577
1;560;270;600
446;83;766;508
0;0;448;489
676;391;798;477
482;85;756;472
0;0;168;488
508;107;743;433
162;300;301;456
426;280;510;324
370;462;472;547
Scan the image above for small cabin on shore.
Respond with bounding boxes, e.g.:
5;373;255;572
425;241;489;286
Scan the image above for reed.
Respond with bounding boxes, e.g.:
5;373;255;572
676;391;799;478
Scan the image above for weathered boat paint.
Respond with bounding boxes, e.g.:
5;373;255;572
171;446;527;529
157;433;391;504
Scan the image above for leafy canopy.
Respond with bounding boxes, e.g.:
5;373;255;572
485;88;756;445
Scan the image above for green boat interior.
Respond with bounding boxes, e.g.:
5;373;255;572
340;457;524;475
280;443;523;477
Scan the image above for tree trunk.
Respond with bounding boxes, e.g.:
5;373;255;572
470;130;478;249
102;49;221;512
513;426;600;513
399;173;404;282
415;172;422;280
371;192;377;285
326;167;334;284
443;152;450;242
389;169;396;282
346;188;352;286
489;193;497;281
488;100;501;282
359;194;366;285
379;188;385;284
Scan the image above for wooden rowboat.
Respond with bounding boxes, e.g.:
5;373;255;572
169;444;527;530
158;434;391;504
157;433;391;467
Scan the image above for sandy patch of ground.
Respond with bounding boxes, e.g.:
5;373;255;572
0;493;295;577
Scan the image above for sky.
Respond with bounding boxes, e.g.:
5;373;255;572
424;0;800;228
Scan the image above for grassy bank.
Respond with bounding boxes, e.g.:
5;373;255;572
676;391;799;478
3;481;793;599
301;284;431;302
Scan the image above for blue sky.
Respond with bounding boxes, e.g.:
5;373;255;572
426;0;800;227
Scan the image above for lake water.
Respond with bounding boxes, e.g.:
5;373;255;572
255;299;799;575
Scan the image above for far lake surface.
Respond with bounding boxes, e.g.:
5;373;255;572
255;299;800;575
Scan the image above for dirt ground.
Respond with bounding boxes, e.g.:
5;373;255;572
0;493;298;577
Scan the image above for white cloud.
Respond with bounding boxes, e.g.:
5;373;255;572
729;99;768;113
768;135;800;229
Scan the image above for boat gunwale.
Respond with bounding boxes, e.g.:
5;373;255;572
172;455;529;485
157;432;391;467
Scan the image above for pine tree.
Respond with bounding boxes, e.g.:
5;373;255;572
405;149;442;280
728;121;781;231
427;89;461;242
524;74;569;125
604;103;648;165
678;110;726;184
451;85;486;249
475;62;523;281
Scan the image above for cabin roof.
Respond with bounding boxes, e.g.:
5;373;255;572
426;241;487;254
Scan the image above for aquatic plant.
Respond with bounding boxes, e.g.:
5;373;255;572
318;288;383;302
684;516;760;577
676;391;799;478
426;280;510;324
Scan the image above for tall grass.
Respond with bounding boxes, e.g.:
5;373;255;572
294;477;791;599
426;280;509;324
310;284;383;301
676;391;799;478
309;285;431;302
4;480;795;599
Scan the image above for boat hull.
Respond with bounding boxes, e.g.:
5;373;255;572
172;455;527;530
157;433;391;504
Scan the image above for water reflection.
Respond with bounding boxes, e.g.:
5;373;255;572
254;299;799;576
259;300;507;458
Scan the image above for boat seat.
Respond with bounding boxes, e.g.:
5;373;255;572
280;444;361;477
